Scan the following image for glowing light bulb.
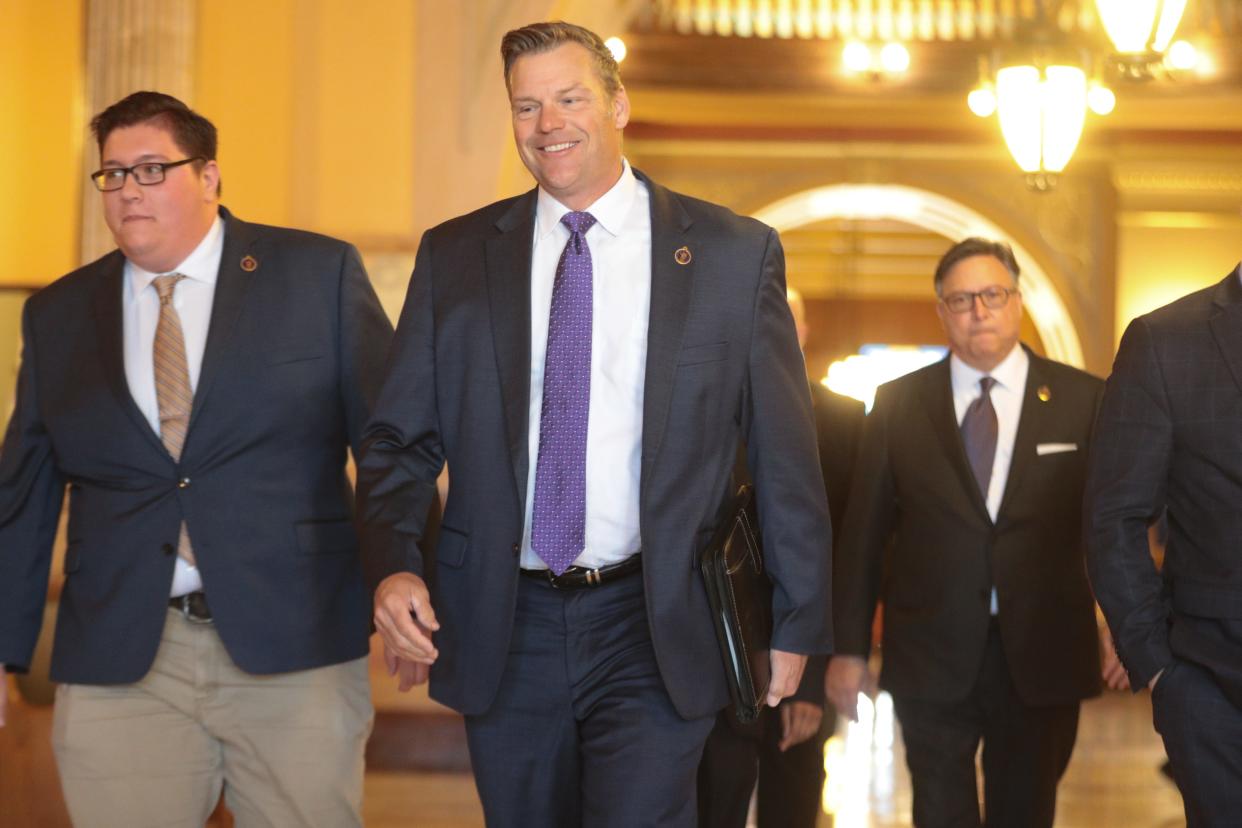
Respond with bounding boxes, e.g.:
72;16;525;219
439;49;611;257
967;87;997;117
1087;83;1116;116
879;42;910;73
842;41;873;73
604;36;627;63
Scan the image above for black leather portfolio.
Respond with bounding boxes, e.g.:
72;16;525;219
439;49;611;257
699;484;772;724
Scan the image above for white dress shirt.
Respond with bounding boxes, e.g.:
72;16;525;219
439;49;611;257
123;215;224;596
950;343;1029;613
520;160;651;571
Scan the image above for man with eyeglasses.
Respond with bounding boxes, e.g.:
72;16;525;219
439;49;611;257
828;237;1108;828
0;91;391;826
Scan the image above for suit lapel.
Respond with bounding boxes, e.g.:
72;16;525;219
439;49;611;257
997;348;1044;518
186;209;258;437
485;191;537;507
921;358;992;522
1209;267;1242;393
637;172;695;482
91;251;168;457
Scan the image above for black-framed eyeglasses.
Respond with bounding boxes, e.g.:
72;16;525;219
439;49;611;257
89;157;204;192
940;285;1018;314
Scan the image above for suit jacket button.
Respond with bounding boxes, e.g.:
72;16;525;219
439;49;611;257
512;543;520;555
162;543;176;556
178;477;191;489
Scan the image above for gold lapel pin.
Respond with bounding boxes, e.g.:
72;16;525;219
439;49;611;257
674;246;692;266
1037;384;1052;402
240;254;258;272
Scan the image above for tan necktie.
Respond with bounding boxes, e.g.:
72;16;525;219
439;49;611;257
153;274;195;566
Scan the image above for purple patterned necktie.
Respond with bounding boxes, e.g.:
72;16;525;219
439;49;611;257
961;376;998;500
531;211;597;575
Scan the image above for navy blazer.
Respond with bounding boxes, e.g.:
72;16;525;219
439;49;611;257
357;171;833;719
1088;267;1242;705
0;207;392;682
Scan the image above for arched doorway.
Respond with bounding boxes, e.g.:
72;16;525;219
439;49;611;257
752;184;1085;369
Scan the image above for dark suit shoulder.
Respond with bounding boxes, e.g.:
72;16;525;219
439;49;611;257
1135;272;1231;333
232;219;354;255
811;382;865;420
423;192;530;241
28;250;123;316
668;189;773;238
1029;351;1103;391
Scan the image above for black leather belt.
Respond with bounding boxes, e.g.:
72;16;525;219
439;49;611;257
169;591;212;623
520;555;642;590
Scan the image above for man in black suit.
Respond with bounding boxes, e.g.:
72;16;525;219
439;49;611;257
697;288;864;828
357;21;832;827
828;238;1103;828
0;92;391;826
1087;266;1242;827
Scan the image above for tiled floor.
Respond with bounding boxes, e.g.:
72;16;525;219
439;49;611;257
3;663;1186;828
361;677;1184;828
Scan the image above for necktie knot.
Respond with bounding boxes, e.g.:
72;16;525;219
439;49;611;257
560;211;597;254
979;376;996;395
153;273;186;305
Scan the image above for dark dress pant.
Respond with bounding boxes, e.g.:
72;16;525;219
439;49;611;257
893;621;1079;828
1152;657;1242;828
464;570;715;828
697;705;825;828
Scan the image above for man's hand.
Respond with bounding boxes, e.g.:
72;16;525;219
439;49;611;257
373;573;440;664
826;655;869;723
778;700;823;752
765;649;807;708
383;641;429;692
1099;625;1130;691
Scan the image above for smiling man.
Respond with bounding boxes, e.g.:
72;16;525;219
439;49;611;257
828;237;1108;828
0;92;391;826
356;20;832;827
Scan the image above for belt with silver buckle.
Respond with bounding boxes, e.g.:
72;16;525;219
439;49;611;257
169;591;212;623
520;554;642;590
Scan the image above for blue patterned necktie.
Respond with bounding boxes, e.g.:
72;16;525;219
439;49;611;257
531;211;597;575
961;376;998;500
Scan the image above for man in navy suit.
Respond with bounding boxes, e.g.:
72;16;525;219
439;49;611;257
357;21;832;827
1087;265;1242;826
0;92;391;826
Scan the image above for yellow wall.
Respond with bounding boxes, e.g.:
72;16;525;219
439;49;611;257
1115;213;1242;341
197;0;417;244
0;0;84;287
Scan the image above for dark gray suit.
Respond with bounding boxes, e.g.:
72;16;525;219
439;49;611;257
0;207;391;681
1087;267;1242;827
357;170;832;824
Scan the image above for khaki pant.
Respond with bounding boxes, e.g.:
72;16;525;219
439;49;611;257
52;609;372;828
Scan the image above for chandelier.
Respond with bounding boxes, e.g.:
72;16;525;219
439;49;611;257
968;0;1187;189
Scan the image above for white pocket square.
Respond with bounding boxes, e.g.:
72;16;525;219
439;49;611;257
1036;442;1078;456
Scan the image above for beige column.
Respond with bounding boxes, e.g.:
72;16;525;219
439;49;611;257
79;0;197;265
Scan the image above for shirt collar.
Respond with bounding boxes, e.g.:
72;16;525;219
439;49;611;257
950;342;1028;395
535;158;637;241
128;214;225;295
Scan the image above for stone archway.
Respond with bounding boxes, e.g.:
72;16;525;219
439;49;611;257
752;184;1085;368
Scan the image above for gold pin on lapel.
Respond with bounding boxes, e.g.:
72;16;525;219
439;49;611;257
1037;384;1052;402
674;246;692;266
240;254;258;272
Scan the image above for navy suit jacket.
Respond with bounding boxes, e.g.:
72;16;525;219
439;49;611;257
836;348;1103;705
357;170;833;719
1088;267;1242;705
0;207;392;683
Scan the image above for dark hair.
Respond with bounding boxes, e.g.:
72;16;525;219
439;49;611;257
90;91;220;194
933;237;1020;295
501;21;622;98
